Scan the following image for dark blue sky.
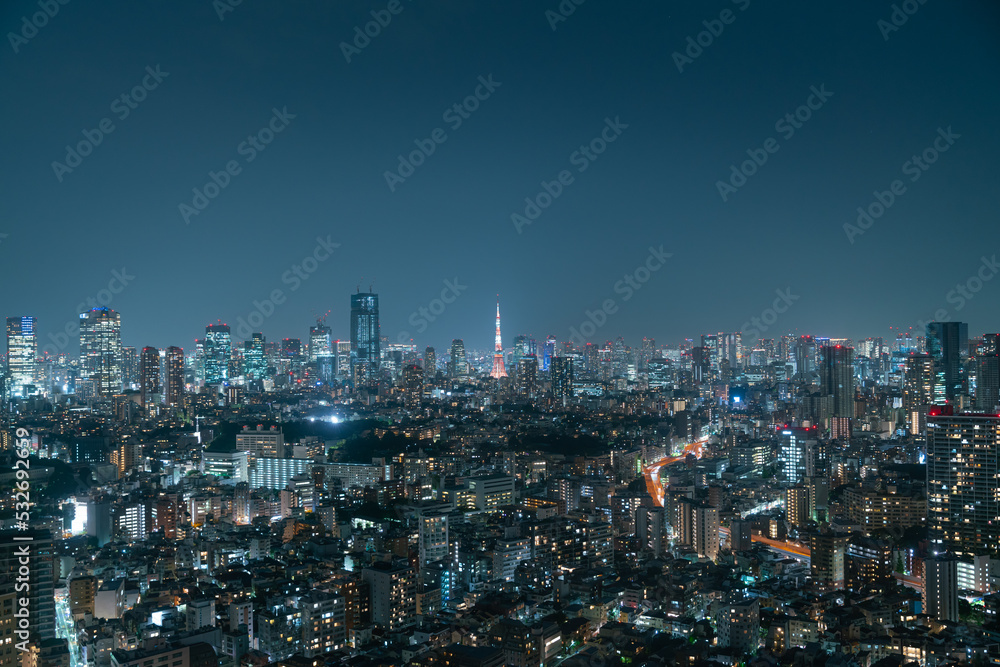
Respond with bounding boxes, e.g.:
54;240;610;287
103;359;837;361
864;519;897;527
3;0;999;354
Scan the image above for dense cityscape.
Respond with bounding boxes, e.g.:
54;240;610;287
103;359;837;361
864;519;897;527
3;297;1000;666
5;2;1000;667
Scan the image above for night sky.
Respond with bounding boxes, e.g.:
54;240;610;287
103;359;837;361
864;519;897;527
3;1;999;355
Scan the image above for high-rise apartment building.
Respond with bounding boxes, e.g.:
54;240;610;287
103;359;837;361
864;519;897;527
976;353;1000;411
165;346;185;406
927;412;1000;557
80;308;123;397
361;561;416;631
819;345;854;418
551;356;574;401
923;555;960;622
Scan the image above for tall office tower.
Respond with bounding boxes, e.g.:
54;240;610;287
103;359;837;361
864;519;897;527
691;346;708;383
927;412;1000;557
418;512;449;566
204;324;232;385
926;322;969;404
361;561;416;631
582;342;597;378
718;332;743;369
517;354;537;399
611;336;628;378
639;337;656;372
423;347;436;382
701;334;719;373
903;354;934;410
0;529;55;651
139;346;161;407
819;345;854;418
809;531;848;591
79;307;123;397
512;335;530;361
976;354;1000;411
541;335;556;372
243;334;267;381
5;316;37;398
350;291;380;381
778;427;816;484
490;298;507;379
923;555;960;622
794;335;816;376
165;346;184;405
309;323;331;362
551;356;574;401
121;346;138;388
449;339;467;378
402;364;423;410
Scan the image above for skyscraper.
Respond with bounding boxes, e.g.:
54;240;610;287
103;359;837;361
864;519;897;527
423;346;436;384
819;345;854;418
139;346;161;407
923;555;959;622
165;346;184;406
121;346;138;388
927;411;1000;557
204;324;232;385
243;334;267;382
551;356;574;401
541;335;556;372
490;298;507;379
350;292;380;383
402;364;423;410
976;353;1000;411
449;339;467;379
309;323;331;362
5;316;36;399
926;322;969;404
79;308;123;397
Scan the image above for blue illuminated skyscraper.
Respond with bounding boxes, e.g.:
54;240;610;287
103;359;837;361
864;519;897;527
350;292;380;383
204;324;232;385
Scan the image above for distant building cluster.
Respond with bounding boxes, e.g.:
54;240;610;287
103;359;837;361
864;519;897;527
2;298;1000;666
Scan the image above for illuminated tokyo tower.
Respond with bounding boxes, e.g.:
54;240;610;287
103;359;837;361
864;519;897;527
490;296;507;379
